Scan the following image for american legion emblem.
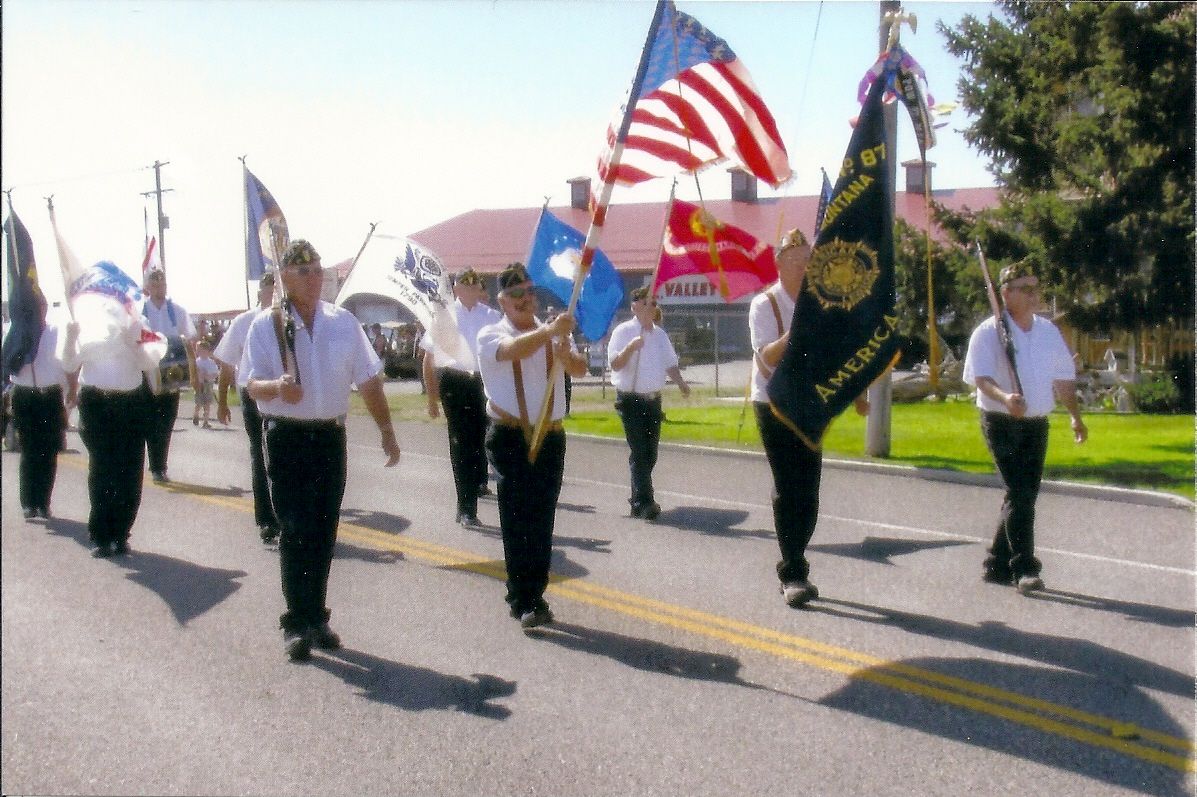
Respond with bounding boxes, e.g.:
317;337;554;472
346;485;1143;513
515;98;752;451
804;239;879;311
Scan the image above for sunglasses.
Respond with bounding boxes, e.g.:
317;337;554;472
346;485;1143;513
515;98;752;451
147;273;164;281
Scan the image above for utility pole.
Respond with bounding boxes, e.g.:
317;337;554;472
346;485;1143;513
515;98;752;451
140;159;173;273
865;0;905;458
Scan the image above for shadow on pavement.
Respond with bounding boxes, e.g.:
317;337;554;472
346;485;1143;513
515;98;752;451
340;508;411;536
44;517;247;626
154;480;247;499
813;596;1193;699
1029;589;1195;628
311;647;516;720
532;620;777;695
335;539;405;565
820;656;1191;796
808;535;972;566
651;506;773;541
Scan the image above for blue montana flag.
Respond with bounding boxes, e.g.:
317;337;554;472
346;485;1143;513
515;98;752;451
766;66;900;450
526;208;624;341
245;168;289;280
2;209;45;385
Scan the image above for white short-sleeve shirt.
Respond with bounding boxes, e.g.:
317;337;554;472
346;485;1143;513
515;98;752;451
9;322;68;389
420;300;501;374
213;307;265;388
244;301;382;420
606;319;679;394
748;282;794;403
963;313;1076;417
477;316;573;423
142;298;197;340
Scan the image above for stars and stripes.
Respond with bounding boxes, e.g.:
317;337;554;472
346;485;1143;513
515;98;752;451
597;1;792;192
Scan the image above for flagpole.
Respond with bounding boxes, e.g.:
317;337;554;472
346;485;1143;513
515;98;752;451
239;156;252;310
647;179;678;297
45;196;75;321
344;221;378;285
527;0;667;462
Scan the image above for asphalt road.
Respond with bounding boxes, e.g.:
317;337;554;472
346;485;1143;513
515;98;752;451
2;409;1193;796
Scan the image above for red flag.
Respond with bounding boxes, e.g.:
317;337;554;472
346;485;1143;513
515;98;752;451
654;199;777;302
140;236;161;279
597;2;791;192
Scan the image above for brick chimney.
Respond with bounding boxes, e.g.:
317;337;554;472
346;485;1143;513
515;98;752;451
902;159;935;194
567;176;591;210
729;167;758;203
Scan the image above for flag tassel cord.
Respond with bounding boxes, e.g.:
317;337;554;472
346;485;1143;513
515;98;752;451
527;0;668;463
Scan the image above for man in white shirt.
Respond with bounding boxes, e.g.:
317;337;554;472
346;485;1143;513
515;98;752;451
421;268;501;528
140;265;197;483
963;258;1087;595
5;293;74;519
477;263;586;630
607;286;690;520
213;271;280;543
245;240;400;662
750;229;868;608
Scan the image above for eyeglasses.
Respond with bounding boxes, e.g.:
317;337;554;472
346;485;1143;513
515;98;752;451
147;273;164;282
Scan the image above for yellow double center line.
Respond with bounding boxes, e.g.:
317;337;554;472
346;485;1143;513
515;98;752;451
341;522;1194;774
68;457;1195;774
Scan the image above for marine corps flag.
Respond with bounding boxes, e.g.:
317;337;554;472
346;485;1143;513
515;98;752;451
766;66;900;450
655;198;776;302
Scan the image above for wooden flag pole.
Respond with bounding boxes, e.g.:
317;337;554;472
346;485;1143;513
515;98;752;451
346;221;378;283
527;0;667;462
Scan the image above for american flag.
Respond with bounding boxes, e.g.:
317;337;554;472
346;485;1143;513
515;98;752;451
597;1;791;191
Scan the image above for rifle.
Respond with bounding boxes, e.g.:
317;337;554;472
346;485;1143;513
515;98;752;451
975;241;1022;395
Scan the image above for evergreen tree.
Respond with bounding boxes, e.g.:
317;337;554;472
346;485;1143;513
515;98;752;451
939;1;1194;331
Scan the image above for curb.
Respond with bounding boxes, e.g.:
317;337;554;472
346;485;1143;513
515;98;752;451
569;432;1194;511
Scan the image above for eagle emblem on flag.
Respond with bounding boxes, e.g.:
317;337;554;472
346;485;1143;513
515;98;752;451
805;240;880;312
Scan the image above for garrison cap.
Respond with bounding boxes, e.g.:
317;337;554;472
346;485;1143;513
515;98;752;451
281;239;320;268
777;227;810;254
498;263;530;291
999;258;1035;286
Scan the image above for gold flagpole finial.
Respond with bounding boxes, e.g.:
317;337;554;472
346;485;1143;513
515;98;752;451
883;9;917;50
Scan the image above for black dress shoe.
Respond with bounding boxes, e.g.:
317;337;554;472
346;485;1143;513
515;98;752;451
22;507;36;520
457;512;481;528
111;540;130;555
37;507;51;519
91;543;114;558
259;525;280;544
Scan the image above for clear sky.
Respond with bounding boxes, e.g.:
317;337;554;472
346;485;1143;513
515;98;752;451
3;0;999;314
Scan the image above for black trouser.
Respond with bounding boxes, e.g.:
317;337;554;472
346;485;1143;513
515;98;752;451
142;384;180;476
438;368;489;517
980;411;1049;579
239;388;278;530
486;424;565;615
11;385;65;512
615;391;663;509
264;418;347;634
78;386;148;546
755;402;823;583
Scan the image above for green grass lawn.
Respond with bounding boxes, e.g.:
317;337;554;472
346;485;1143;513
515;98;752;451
559;388;1196;500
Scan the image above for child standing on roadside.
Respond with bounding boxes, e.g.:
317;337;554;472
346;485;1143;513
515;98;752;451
193;341;219;428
